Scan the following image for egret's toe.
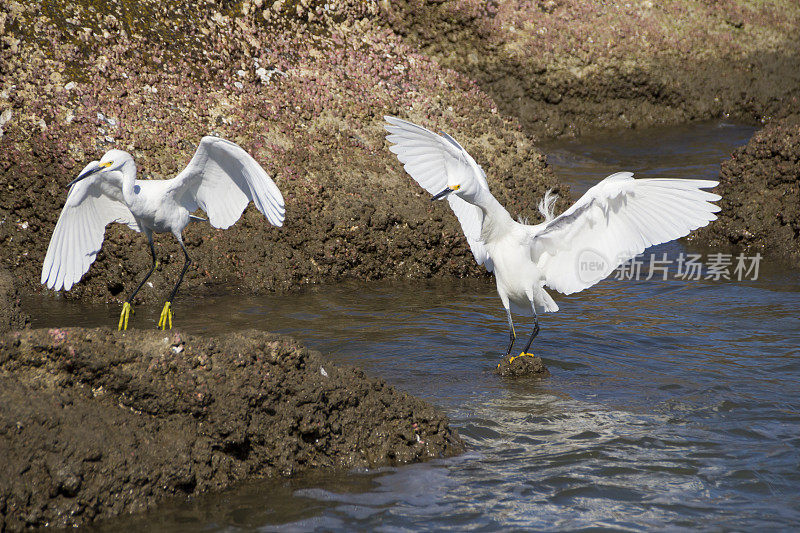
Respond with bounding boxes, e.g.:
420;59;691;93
496;352;549;377
158;301;173;330
118;302;133;331
507;352;535;364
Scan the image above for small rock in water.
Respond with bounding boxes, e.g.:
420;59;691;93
496;353;550;378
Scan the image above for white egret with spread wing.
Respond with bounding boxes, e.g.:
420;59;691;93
41;136;285;330
384;116;720;361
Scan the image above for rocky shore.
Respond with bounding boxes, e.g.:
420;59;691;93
696;113;800;264
0;270;29;334
386;1;800;138
3;1;798;306
0;0;563;305
0;327;463;529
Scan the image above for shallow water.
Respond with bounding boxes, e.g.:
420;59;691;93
32;122;800;531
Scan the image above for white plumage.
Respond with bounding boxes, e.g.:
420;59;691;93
386;118;494;271
528;172;720;296
41;166;140;292
384;116;720;356
41;136;285;329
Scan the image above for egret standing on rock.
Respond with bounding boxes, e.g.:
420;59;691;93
384;116;720;361
41;136;285;330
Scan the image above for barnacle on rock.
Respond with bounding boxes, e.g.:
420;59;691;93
0;0;558;304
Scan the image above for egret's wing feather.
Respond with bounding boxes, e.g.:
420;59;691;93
527;172;720;295
169;136;285;229
41;173;139;291
384;116;492;270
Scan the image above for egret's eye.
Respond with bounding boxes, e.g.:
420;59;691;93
100;161;113;168
452;184;461;191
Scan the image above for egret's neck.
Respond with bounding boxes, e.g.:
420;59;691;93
468;187;514;243
470;187;511;221
120;162;138;205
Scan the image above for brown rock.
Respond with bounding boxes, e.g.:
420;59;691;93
0;269;29;333
695;114;800;265
496;353;550;378
0;328;463;529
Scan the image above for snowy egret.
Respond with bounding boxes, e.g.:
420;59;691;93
41;136;285;330
384;116;721;360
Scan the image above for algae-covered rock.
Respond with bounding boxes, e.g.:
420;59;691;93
0;327;464;529
696;114;800;265
383;1;800;137
496;353;550;378
0;0;561;305
0;269;29;333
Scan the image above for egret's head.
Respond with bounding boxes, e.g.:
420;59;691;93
431;176;479;203
67;149;134;187
430;153;483;202
432;183;461;201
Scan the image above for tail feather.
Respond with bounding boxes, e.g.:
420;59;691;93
509;290;560;316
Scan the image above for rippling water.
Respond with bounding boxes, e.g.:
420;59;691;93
34;122;800;531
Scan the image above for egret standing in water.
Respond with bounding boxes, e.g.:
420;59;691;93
41;136;285;330
384;116;720;360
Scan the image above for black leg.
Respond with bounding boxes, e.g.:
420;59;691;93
168;241;192;302
158;240;191;330
118;236;157;331
127;238;158;303
505;308;516;356
522;304;540;354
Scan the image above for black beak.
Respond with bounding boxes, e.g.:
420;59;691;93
66;166;101;188
432;187;454;201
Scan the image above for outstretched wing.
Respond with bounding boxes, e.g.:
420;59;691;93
169;136;285;229
384;116;493;270
527;172;721;295
41;167;140;291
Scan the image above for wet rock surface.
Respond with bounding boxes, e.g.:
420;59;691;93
0;0;563;305
0;270;29;334
0;328;464;529
385;1;800;138
496;353;550;378
3;1;799;306
696;114;800;264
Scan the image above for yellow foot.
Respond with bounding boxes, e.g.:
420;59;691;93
158;301;173;330
497;352;535;369
118;302;133;331
508;352;535;364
